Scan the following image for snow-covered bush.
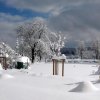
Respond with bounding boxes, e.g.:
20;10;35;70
50;33;66;56
0;42;16;67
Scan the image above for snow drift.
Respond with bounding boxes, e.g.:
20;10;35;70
0;72;14;79
93;79;100;84
95;66;100;75
69;81;99;92
0;63;3;78
0;63;3;70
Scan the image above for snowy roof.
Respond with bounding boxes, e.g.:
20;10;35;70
16;56;31;63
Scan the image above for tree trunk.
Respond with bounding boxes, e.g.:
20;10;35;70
95;50;99;59
32;48;35;63
80;50;83;59
40;55;42;61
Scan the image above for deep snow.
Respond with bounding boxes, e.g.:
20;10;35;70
0;62;100;100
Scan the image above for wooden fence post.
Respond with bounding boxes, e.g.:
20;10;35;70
52;59;65;76
62;59;65;76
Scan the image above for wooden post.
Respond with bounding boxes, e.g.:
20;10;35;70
62;59;65;76
53;59;55;75
53;60;59;75
52;58;65;76
3;57;5;69
56;60;59;75
0;57;7;70
5;57;7;70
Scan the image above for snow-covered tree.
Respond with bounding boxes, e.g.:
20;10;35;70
16;18;64;63
15;38;19;54
0;42;16;65
82;50;95;59
0;42;15;57
92;40;100;59
50;33;66;56
77;41;85;59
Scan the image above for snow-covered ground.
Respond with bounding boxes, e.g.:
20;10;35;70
0;62;100;100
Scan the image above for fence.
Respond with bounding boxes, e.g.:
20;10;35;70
66;59;99;64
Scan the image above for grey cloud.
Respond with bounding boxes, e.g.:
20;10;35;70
1;0;100;15
1;0;100;47
0;13;47;48
0;13;27;48
0;13;26;22
0;0;93;16
48;1;100;42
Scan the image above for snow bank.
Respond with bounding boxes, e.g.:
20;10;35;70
0;63;3;70
16;56;31;64
0;63;3;78
69;81;99;92
94;79;100;83
3;74;14;79
95;66;100;75
0;73;14;79
0;63;100;100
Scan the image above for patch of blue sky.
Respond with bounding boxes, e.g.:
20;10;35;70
0;1;49;18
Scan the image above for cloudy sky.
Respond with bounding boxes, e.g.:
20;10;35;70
0;0;100;48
